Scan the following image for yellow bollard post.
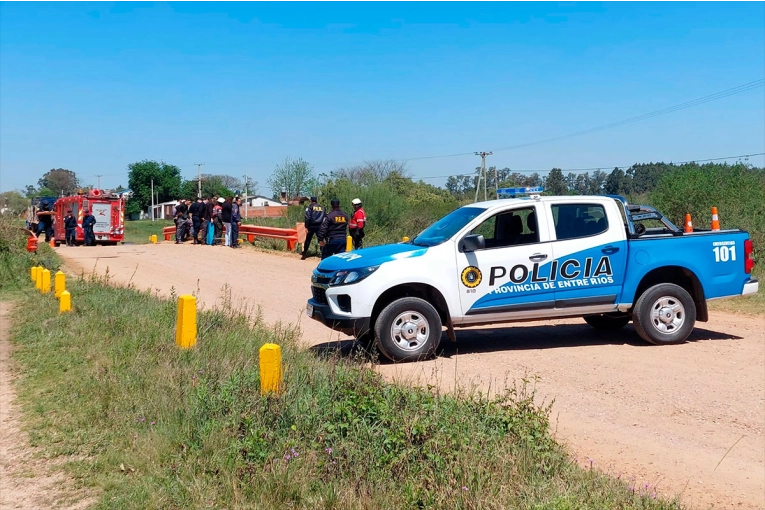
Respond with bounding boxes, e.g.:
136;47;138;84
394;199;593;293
31;266;38;282
346;235;353;252
175;294;197;349
150;234;157;244
259;343;283;395
35;266;43;290
41;269;51;294
54;271;66;298
59;290;71;313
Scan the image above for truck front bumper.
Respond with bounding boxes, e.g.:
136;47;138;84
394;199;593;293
306;299;371;338
742;279;759;296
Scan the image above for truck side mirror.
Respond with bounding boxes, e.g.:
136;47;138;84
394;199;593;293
461;234;485;252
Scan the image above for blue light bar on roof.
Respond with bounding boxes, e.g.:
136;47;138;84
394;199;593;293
497;186;544;198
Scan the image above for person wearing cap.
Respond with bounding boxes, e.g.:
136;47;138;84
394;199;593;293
64;209;77;246
301;196;325;260
82;208;96;246
317;198;350;259
349;198;367;250
212;197;224;245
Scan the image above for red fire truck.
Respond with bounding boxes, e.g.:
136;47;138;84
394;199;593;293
52;189;127;246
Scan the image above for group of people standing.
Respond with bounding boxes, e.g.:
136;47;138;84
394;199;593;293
174;196;243;248
302;196;366;260
61;208;96;246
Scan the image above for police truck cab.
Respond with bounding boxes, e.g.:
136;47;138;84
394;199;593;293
307;189;758;362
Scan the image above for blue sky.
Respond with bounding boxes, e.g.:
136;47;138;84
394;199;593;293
1;2;763;194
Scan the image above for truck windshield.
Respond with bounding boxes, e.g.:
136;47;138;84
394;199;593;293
412;207;485;247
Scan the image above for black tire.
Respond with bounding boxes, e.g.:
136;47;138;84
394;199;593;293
584;313;630;330
632;283;696;345
374;297;442;362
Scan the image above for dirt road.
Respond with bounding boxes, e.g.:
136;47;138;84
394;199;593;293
57;243;765;509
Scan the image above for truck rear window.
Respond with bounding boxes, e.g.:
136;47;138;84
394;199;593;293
552;204;608;240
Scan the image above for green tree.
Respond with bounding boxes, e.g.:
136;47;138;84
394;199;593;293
0;191;29;214
544;168;568;195
126;160;182;215
627;163;670;195
266;157;317;201
604;168;630;195
332;160;408;185
180;175;235;199
35;168;80;196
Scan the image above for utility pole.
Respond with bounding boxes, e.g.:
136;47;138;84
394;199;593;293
473;151;493;202
243;173;249;220
151;179;154;222
194;162;205;198
95;174;103;190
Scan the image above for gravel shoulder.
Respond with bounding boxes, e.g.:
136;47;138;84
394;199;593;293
56;243;765;509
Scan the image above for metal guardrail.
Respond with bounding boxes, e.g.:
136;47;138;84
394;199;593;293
162;223;303;251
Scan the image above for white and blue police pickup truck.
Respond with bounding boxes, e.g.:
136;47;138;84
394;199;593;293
307;190;758;362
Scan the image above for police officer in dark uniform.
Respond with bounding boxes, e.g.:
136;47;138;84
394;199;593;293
64;209;77;246
317;198;349;260
301;196;325;260
36;200;54;242
82;208;96;246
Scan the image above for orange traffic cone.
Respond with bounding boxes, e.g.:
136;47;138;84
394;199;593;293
711;207;720;231
49;239;56;248
684;213;693;233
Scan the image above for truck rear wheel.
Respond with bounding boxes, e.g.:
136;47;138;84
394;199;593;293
584;313;630;330
633;283;696;345
374;297;442;362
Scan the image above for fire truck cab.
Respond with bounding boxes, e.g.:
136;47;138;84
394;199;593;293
53;189;127;246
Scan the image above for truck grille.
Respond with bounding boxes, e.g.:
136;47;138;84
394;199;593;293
311;286;327;305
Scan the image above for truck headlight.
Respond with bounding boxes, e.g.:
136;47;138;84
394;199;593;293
330;266;379;286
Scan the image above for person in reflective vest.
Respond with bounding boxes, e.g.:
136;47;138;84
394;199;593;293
349;198;366;250
301;196;325;260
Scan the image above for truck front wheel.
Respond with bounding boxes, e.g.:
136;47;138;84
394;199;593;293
633;283;696;345
375;297;442;362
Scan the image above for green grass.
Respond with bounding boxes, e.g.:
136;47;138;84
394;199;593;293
123;219;175;245
7;278;682;509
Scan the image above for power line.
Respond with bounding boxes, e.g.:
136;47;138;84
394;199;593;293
393;78;764;162
491;79;765;152
412;151;765;181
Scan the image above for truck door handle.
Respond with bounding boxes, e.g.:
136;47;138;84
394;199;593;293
529;253;548;262
601;246;619;255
